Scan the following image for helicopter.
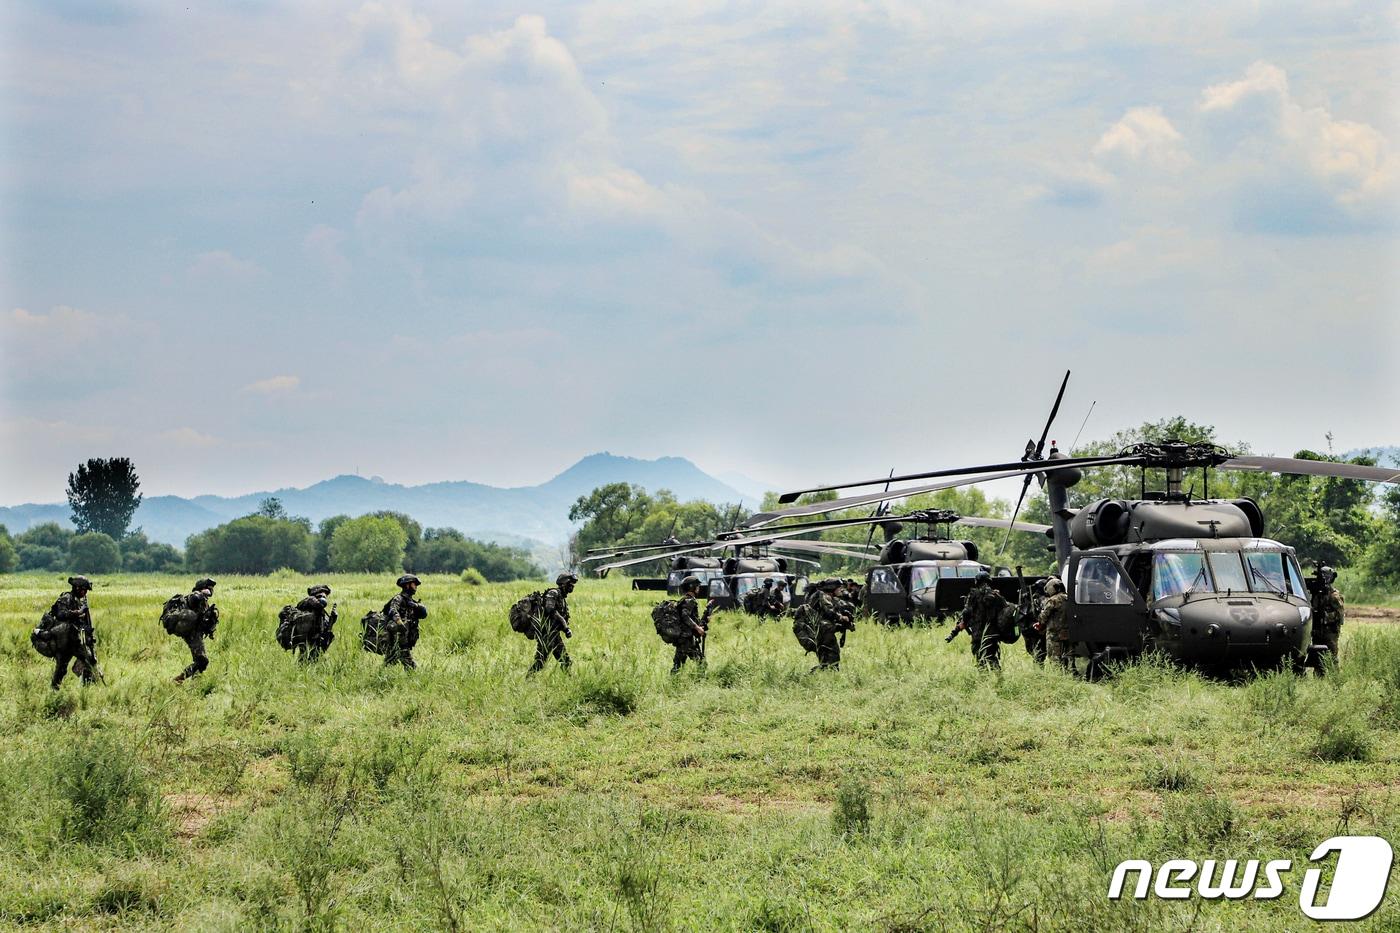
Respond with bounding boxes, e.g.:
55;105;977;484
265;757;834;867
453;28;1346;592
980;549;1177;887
742;371;1400;675
583;534;880;611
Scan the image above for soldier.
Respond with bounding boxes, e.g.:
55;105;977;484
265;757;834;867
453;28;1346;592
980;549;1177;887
671;575;709;672
807;581;855;671
288;584;337;662
42;575;100;689
1039;577;1070;670
1310;565;1345;670
383;574;426;668
743;578;775;617
950;572;1010;671
175;578;219;683
529;572;576;674
770;578;790;614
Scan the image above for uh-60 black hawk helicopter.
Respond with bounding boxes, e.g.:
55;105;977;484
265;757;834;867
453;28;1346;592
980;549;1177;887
580;532;880;612
742;371;1400;676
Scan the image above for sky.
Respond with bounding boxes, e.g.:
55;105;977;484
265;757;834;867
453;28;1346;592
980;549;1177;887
2;0;1398;504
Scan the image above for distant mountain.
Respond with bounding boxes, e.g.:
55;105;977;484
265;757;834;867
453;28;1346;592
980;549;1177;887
0;453;755;548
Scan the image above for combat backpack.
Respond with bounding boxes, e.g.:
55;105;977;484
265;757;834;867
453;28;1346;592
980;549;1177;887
276;605;317;651
160;594;200;637
361;610;387;655
30;611;63;658
650;600;686;645
791;604;819;653
508;591;546;638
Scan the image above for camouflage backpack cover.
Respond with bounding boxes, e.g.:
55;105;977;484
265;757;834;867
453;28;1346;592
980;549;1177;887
508;591;546;638
791;604;819;653
276;605;319;650
361;610;387;655
160;594;200;637
30;611;65;659
651;600;686;645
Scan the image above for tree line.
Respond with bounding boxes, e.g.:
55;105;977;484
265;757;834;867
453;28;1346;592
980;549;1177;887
0;459;542;581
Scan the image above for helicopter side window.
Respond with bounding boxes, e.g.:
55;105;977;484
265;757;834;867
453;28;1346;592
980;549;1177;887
869;567;902;594
939;567;957;579
909;567;939;592
1152;552;1209;600
1076;556;1135;605
1284;556;1307;597
1208;552;1248;593
708;579;731;599
956;566;981;578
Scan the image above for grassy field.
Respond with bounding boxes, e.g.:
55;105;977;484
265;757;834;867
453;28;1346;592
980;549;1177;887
0;572;1397;931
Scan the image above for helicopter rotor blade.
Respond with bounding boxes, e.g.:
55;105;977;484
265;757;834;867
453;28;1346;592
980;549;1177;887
594;543;718;573
771;541;881;562
1218;457;1400;484
1000;369;1070;555
955;515;1052;534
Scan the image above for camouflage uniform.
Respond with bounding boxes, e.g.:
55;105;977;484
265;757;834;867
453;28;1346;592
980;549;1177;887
1312;586;1345;664
807;590;854;671
176;588;218;682
671;594;707;672
383;591;425;669
1040;592;1070;669
47;591;98;689
291;590;336;662
960;583;1009;671
529;586;572;673
742;583;774;617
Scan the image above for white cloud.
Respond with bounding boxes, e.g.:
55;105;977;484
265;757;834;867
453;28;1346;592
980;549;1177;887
188;250;262;279
1199;61;1395;212
241;375;300;395
1093;106;1191;171
159;427;220;448
5;305;110;340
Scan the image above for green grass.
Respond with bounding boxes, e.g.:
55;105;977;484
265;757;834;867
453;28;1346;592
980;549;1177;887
1;572;1397;930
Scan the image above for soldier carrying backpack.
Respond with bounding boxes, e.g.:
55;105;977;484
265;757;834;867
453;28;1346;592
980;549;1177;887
654;575;708;673
33;575;101;689
165;578;219;683
362;574;427;668
793;579;855;672
277;584;337;662
525;572;576;674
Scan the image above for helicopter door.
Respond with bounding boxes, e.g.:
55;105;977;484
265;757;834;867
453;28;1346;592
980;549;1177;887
1066;553;1149;644
865;566;905;617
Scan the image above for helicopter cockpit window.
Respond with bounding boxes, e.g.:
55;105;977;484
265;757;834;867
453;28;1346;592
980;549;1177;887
708;579;731;599
956;566;982;578
1207;552;1249;593
1284;555;1307;597
1151;552;1209;600
1076;556;1136;605
1242;551;1288;595
909;566;940;592
869;567;902;594
939;566;957;579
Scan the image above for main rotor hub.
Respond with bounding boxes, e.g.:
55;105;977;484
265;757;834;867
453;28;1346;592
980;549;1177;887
1117;440;1233;469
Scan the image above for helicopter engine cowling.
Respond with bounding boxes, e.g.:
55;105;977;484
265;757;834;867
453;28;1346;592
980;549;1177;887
1069;499;1132;548
962;541;979;563
1229;498;1265;537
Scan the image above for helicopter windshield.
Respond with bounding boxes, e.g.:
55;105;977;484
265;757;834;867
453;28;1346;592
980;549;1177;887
1152;549;1307;599
1243;551;1289;595
910;567;940;592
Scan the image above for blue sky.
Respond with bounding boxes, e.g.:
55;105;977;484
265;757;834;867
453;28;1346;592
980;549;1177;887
2;1;1397;502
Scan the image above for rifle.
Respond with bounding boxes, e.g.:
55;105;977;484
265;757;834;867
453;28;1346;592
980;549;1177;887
78;599;105;683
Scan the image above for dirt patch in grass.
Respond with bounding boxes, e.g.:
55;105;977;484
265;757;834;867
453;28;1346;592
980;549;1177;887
698;793;821;814
1350;606;1400;623
165;793;233;840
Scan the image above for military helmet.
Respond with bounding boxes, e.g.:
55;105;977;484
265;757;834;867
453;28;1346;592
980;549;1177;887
763;578;774;587
679;575;702;592
396;573;421;588
67;575;92;591
194;578;217;591
1043;577;1064;596
556;572;579;588
307;584;332;597
975;571;991;583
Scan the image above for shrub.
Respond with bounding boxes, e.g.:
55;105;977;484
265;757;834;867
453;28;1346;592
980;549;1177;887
52;732;161;848
1142;759;1201;792
329;515;407;573
833;774;873;837
67;532;122;573
186;515;315;574
461;567;487;586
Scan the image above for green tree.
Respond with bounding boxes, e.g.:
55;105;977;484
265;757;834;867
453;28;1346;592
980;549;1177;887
1365;484;1400;588
66;457;142;539
18;544;65;571
369;511;422;566
0;525;17;573
329;515;407;573
120;531;184;572
256;497;288;520
315;515;350;572
67;532;123;573
185;516;316;574
18;522;74;550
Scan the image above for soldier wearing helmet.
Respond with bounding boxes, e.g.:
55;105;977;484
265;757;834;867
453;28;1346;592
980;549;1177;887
1310;565;1345;670
1039;576;1071;671
742;578;775;617
529;572;577;673
174;578;219;683
950;570;1011;671
38;575;100;689
383;574;427;668
670;575;709;673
